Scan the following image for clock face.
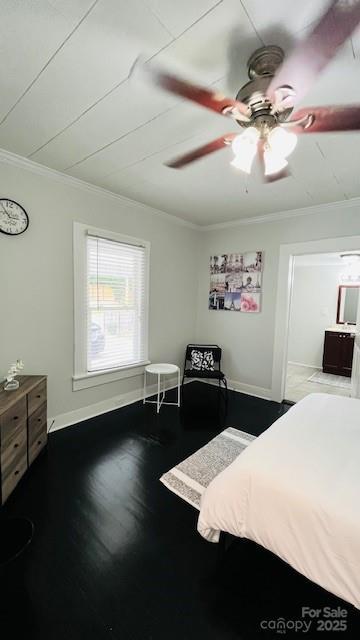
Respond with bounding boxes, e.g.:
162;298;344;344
0;199;29;235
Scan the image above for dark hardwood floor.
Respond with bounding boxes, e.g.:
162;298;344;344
1;382;359;639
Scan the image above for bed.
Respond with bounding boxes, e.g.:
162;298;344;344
198;393;360;608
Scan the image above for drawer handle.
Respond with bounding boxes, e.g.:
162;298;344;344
14;470;19;476
36;394;41;399
37;440;42;446
13;416;19;421
14;443;19;449
37;418;42;422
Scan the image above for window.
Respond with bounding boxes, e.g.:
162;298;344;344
74;223;149;390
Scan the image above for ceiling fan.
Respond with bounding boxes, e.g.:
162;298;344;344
144;0;360;181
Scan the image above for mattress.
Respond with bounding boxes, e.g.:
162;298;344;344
198;393;360;608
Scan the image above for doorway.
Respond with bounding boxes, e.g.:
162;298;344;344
271;235;360;403
284;253;358;403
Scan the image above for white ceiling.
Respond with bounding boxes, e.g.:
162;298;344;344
1;0;360;226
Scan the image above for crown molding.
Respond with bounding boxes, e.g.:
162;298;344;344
0;147;199;230
202;196;360;231
1;146;359;232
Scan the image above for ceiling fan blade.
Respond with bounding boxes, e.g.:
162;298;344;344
147;66;249;122
289;104;360;133
165;134;236;168
267;0;360;109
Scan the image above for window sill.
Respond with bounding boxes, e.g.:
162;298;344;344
72;361;150;391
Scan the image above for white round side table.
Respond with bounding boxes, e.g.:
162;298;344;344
143;363;180;414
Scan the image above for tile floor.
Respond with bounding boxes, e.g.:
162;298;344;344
285;363;352;403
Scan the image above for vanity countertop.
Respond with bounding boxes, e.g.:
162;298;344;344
326;325;357;334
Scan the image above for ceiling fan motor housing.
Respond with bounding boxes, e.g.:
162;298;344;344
236;45;293;127
247;45;285;78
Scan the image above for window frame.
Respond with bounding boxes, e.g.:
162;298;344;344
73;222;150;391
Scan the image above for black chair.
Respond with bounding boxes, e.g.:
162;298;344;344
182;344;228;406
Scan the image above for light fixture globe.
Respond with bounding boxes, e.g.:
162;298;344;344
231;127;260;154
263;148;288;176
267;127;297;158
231;127;260;174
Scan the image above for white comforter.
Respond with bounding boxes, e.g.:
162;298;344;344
198;393;360;608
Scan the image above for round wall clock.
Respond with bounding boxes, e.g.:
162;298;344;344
0;199;29;235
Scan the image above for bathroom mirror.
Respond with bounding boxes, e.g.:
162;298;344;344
337;285;359;324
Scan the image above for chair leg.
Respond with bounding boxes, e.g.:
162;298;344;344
181;375;186;399
223;377;228;410
217;376;221;412
157;373;161;414
177;368;180;407
143;370;146;404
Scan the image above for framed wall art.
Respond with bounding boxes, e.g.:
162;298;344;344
209;251;263;312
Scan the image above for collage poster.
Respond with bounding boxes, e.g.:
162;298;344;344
209;251;263;312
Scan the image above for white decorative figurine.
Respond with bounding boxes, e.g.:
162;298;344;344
4;359;24;391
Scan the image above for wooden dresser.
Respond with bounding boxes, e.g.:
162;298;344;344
0;375;47;505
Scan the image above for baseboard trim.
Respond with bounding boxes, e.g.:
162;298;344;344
48;375;182;433
228;378;272;400
194;378;271;401
288;361;322;370
48;375;272;433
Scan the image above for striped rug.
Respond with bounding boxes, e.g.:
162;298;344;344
160;427;256;510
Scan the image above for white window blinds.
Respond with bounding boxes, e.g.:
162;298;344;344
87;234;148;372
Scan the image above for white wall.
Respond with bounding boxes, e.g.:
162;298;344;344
0;160;199;421
287;264;342;368
2;153;360;420
195;205;360;397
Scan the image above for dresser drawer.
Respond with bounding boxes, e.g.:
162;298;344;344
28;380;47;416
29;421;47;452
1;421;27;471
28;433;47;466
0;397;27;446
1;438;27;504
28;402;47;443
